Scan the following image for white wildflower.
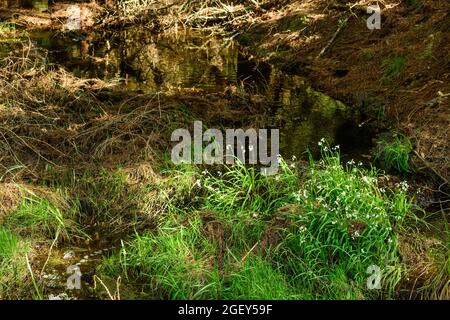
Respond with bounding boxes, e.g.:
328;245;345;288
318;138;326;146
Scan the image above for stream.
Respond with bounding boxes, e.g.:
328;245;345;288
1;2;377;300
26;27;375;157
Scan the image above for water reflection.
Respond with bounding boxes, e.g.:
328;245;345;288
1;1;49;11
32;28;238;91
24;28;372;159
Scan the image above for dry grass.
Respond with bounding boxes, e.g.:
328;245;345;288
399;231;450;300
0;41;266;182
0;51;180;180
0;183;21;221
99;0;264;33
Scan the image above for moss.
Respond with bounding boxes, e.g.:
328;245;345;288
307;87;351;118
285;15;310;31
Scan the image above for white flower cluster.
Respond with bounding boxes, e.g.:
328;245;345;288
397;181;409;192
351;230;361;240
318;138;326;146
332;145;340;151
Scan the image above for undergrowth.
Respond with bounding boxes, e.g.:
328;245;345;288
0;226;29;299
375;135;413;173
98;140;412;299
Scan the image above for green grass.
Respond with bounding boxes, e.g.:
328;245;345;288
274;142;409;298
375;135;413;173
41;166;168;235
0;22;28;43
0;227;29;299
74;169;129;221
285;15;310;32
5;192;71;239
98;141;412;299
223;254;305;299
0;227;18;260
202;160;299;217
100;215;221;299
0;184;82;298
382;56;406;81
160;164;203;215
423;223;450;299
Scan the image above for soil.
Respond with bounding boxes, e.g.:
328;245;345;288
235;0;449;184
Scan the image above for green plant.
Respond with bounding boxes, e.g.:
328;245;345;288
5;191;72;239
0;22;28;43
100;215;221;299
75;169;129;220
375;135;413;173
224;254;304;299
202;160;299;217
99;141;412;299
0;23;16;34
273;141;410;298
0;227;18;260
160;164;202;214
0;227;30;299
382;56;406;81
420;35;435;60
286;15;310;31
424;223;450;299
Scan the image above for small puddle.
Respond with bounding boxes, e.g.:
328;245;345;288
33;225;124;300
30;28;240;92
35;245;116;300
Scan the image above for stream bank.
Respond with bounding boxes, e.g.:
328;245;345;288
0;0;448;300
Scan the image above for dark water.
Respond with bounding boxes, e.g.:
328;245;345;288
31;29;240;92
1;0;49;11
25;28;373;160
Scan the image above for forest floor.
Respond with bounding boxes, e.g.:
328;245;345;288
0;0;448;300
233;0;450;184
4;0;447;183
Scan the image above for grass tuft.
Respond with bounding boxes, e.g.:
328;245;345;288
375;135;413;173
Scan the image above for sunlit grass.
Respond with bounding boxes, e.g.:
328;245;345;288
275;140;410;298
4;188;76;240
202;160;299;217
98;141;412;299
0;227;30;299
223;254;305;300
100;215;221;299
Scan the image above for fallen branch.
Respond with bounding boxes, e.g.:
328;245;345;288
316;16;349;59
